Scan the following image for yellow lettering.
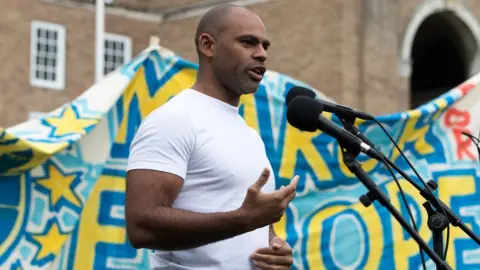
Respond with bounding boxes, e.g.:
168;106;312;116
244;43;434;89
352;203;383;269
438;175;476;269
117;67;196;144
151;68;196;111
306;205;344;267
391;119;434;162
239;94;259;131
321;118;379;179
73;175;126;270
305;202;383;269
338;153;380;179
432;99;447;120
387;174;475;269
273;212;288;241
279;124;332;181
386;179;431;269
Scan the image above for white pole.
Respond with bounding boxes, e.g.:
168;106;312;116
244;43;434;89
95;0;105;83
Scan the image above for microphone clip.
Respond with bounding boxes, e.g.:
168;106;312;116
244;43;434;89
338;113;379;155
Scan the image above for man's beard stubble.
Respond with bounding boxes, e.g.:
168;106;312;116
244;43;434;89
216;68;252;96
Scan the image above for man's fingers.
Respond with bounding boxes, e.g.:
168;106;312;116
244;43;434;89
275;175;299;198
251;168;271;191
289;175;299;189
270;237;284;250
251;253;294;266
284;175;299;194
254;246;292;256
252;259;291;269
252;260;272;270
282;190;297;205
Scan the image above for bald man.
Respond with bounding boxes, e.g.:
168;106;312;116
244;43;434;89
125;4;297;270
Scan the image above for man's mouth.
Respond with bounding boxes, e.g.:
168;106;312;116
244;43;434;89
248;66;266;82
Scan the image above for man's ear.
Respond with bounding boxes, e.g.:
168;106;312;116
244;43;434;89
198;33;215;58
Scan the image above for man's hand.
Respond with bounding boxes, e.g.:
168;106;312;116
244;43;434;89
239;168;298;230
250;236;294;269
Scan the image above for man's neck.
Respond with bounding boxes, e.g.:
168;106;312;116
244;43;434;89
191;77;240;107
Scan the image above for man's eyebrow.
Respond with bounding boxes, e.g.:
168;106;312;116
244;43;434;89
237;34;270;46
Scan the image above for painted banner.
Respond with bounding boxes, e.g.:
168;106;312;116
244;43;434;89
0;44;479;270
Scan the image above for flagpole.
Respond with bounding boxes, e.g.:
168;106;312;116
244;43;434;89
95;0;105;83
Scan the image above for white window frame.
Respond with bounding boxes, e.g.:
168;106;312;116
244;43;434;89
30;20;66;91
103;33;132;75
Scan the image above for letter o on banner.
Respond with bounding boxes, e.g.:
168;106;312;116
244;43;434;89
301;202;383;270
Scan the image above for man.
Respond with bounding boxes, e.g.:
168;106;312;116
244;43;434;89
125;4;298;269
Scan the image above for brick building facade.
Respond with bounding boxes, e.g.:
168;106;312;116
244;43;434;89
1;0;480;127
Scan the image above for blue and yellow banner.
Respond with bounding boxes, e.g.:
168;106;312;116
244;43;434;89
0;45;479;269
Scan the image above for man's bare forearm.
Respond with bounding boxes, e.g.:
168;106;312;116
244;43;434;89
130;206;253;251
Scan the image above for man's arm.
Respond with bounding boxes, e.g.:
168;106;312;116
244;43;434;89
125;169;253;251
124;106;253;250
124;107;297;251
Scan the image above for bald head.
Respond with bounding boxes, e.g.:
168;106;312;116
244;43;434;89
194;4;258;56
192;4;269;97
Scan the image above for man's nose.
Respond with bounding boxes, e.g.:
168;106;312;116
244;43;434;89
253;46;267;63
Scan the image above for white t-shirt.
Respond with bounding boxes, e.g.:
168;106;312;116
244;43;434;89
127;88;275;269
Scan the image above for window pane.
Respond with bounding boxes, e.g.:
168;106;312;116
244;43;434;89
32;25;61;85
103;35;129;75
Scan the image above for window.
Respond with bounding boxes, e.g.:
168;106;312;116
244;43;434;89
30;21;66;90
104;33;131;75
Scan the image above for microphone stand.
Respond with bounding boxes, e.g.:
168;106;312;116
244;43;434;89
339;141;452;270
338;115;480;247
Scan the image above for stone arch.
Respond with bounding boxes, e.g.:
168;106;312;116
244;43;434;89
398;0;480;108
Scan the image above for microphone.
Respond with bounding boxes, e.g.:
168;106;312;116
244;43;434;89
287;96;383;161
285;86;316;105
286;86;375;121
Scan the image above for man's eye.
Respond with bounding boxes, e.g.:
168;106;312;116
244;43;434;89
242;40;254;46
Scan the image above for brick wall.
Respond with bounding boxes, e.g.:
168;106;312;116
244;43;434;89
2;0;480;127
0;0;160;127
158;0;410;115
107;0;206;12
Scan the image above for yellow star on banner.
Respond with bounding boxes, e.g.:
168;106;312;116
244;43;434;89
32;223;68;260
44;106;98;137
37;164;81;207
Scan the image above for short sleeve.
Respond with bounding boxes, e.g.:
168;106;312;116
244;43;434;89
126;105;195;180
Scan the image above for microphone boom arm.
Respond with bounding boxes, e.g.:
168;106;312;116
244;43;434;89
340;116;480;246
340;144;452;270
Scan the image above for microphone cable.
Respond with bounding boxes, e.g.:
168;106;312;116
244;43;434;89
380;154;427;270
462;131;480;158
341;117;427;269
373;118;451;262
284;89;449;265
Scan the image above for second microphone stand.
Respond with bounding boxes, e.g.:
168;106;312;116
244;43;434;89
338;140;452;270
334;114;455;270
339;115;480;247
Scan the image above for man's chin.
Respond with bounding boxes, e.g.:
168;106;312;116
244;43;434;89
241;82;261;95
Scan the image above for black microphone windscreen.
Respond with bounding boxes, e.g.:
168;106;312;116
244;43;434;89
287;96;323;132
285;86;316;105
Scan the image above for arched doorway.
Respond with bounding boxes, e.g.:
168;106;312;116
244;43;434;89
410;11;473;108
399;0;480;110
